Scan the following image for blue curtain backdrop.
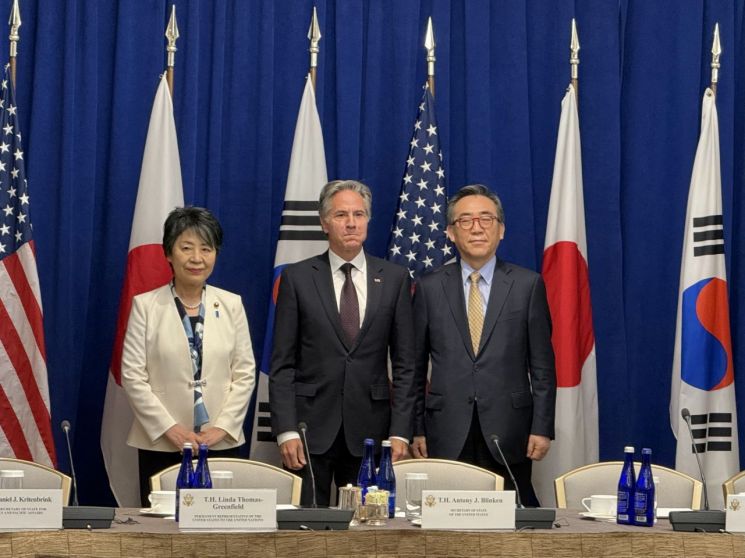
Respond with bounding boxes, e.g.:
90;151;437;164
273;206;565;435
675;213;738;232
2;0;743;505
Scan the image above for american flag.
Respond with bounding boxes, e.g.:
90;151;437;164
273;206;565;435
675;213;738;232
387;85;452;277
0;64;56;467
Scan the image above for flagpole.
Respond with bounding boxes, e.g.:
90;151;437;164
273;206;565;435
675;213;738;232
710;23;721;96
308;7;321;91
425;17;435;97
165;4;179;96
570;19;579;97
8;0;20;88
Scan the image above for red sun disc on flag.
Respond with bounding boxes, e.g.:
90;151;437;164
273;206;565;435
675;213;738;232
542;241;595;388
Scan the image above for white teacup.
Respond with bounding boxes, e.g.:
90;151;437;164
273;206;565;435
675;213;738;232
581;494;617;516
148;490;176;515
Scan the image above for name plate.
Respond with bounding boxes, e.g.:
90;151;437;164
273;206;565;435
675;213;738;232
726;494;745;532
0;489;63;530
178;489;277;531
421;490;516;530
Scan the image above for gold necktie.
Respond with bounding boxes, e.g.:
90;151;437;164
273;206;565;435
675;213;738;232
468;271;484;355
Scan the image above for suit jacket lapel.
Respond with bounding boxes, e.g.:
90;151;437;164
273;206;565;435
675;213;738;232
157;284;192;370
201;286;218;371
312;252;351;350
442;264;476;360
354;255;382;350
479;259;513;353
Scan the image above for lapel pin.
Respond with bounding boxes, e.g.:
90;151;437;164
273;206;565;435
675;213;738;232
374;278;382;283
214;301;220;318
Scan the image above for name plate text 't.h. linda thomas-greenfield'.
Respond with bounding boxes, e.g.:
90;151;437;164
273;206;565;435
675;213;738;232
178;489;277;532
0;489;63;530
420;490;516;530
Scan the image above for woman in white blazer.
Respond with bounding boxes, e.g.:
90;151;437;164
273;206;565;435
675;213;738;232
121;207;256;505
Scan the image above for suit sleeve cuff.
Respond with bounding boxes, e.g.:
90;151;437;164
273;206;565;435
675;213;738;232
390;435;409;446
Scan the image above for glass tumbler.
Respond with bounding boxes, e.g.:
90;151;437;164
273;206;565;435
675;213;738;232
404;472;428;521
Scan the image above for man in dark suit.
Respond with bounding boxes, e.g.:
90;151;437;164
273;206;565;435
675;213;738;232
269;179;415;506
411;184;556;505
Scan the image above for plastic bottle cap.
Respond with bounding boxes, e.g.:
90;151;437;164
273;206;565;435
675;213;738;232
364;438;375;445
381;440;391;447
182;442;193;449
641;448;652;454
624;446;635;452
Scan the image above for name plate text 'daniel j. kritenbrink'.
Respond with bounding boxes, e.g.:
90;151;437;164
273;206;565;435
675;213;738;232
0;489;63;530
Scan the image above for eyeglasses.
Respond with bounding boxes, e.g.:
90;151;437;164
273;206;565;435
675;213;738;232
452;215;500;230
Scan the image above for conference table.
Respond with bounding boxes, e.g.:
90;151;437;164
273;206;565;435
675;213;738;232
1;508;743;557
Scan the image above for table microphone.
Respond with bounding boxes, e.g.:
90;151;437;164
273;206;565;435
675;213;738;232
297;422;317;508
681;408;709;510
60;420;79;506
59;420;115;529
276;421;354;530
489;434;555;530
490;434;523;508
668;408;725;532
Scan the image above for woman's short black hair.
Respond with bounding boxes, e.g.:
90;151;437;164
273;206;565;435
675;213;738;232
162;206;223;256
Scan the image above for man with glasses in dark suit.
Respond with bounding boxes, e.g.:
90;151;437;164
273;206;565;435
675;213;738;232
411;184;556;506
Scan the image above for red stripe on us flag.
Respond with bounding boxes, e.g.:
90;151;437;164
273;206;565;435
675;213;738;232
0;265;55;463
3;243;47;361
0;383;34;460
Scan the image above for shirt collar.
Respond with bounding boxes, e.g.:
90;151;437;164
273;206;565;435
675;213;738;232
460;256;496;286
329;249;366;273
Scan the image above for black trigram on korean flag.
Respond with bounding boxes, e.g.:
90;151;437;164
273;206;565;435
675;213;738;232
689;412;733;453
278;200;326;242
255;401;275;443
692;214;725;257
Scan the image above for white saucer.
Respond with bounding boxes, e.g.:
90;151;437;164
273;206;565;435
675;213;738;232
139;508;175;518
579;511;616;521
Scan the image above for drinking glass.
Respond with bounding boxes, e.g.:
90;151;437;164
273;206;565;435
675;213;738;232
404;472;428;521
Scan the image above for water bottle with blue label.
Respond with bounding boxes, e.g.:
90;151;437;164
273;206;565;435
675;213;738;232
375;440;396;518
616;446;636;525
633;448;655;526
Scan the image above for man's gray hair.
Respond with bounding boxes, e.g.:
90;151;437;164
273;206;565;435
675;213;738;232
318;180;373;219
446;184;505;225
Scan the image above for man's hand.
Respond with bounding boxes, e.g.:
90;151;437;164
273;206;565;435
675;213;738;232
390;438;409;462
410;436;428;458
164;424;199;451
279;438;307;470
526;435;551;461
197;427;228;447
